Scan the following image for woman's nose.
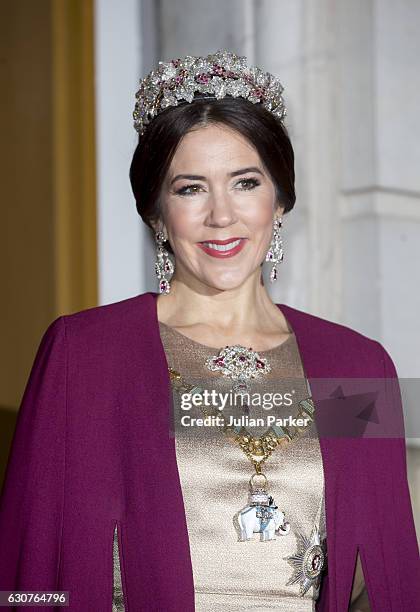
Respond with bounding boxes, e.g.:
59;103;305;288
205;192;237;228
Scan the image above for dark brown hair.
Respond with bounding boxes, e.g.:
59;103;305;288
129;94;296;254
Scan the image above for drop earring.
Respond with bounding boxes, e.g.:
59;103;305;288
265;216;284;282
155;230;174;294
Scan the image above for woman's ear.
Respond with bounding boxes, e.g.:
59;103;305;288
275;202;286;218
150;219;166;237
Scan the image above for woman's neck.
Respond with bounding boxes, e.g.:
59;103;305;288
156;277;292;352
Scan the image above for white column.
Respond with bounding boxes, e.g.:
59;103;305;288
94;0;147;305
157;0;253;59
338;0;420;379
256;0;342;315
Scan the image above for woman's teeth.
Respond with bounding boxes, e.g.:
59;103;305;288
202;239;241;251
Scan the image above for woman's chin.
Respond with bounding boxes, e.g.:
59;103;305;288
197;272;251;292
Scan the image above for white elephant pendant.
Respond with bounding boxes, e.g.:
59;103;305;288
233;486;291;542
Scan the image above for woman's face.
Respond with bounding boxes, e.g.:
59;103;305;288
159;123;284;292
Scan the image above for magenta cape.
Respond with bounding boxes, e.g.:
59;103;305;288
1;291;419;611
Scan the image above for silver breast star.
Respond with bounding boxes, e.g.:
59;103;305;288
283;523;327;596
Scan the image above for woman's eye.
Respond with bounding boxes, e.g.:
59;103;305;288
236;178;260;190
175;184;203;196
174;178;260;196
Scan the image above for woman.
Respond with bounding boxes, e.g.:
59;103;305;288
0;50;419;612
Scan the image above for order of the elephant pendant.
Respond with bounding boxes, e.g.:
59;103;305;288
233;472;291;542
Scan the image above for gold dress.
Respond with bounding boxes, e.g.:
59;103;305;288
113;322;327;612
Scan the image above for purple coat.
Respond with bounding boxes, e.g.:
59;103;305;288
1;291;419;611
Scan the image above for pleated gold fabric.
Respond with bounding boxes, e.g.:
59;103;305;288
153;321;327;611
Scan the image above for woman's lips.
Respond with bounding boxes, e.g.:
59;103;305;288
197;237;247;258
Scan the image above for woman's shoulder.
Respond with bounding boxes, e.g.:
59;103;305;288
60;291;153;333
38;293;154;360
278;302;392;372
278;302;379;344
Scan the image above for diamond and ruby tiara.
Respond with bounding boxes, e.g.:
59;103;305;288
133;49;287;136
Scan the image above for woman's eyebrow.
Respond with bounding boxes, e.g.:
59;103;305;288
170;166;264;185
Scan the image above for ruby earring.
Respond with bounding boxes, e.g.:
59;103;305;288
265;217;284;282
155;230;174;294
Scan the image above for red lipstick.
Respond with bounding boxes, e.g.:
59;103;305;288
197;237;247;258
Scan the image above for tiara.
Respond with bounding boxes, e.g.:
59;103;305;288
133;49;287;136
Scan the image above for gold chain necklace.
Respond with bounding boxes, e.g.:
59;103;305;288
168;365;315;542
